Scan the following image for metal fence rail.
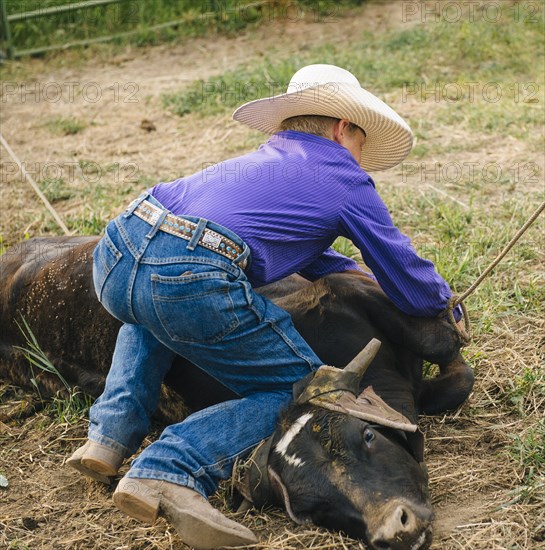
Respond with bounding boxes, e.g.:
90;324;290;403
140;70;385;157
0;0;187;59
7;0;123;22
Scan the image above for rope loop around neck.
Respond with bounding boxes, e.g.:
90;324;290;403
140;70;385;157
446;296;471;345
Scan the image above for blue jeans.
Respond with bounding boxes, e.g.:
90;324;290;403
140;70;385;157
88;193;322;497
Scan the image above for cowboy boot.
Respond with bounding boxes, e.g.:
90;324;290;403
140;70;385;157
113;476;257;549
67;440;124;484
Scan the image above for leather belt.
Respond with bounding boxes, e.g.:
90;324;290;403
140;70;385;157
133;199;247;269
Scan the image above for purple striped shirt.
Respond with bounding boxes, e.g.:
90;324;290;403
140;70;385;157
150;131;455;317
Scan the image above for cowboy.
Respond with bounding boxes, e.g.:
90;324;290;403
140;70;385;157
67;64;462;548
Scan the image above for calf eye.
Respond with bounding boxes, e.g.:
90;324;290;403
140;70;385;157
363;428;375;446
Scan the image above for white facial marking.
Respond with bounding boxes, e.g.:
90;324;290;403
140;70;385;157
274;412;313;468
284;453;304;467
410;531;427;550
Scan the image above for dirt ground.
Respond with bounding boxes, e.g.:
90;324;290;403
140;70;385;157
1;1;544;549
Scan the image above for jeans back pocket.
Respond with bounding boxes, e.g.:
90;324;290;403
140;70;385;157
151;271;240;344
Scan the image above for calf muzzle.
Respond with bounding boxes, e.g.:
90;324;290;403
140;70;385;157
367;499;433;550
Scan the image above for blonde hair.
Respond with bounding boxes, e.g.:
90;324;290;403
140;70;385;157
279;115;364;138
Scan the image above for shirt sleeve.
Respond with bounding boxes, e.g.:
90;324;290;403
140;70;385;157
338;179;455;317
298;247;364;281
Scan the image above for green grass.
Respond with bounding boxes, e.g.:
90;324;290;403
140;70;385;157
507;421;545;504
65;208;110;234
504;367;545;416
385;186;543;272
2;0;366;57
162;57;302;117
332;237;359;260
14;315;93;422
45;390;93;424
438;98;544;139
44;116;86;136
39;177;74;202
15;316;71;398
163;11;544;131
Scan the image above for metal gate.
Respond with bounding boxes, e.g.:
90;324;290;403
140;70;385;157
0;0;192;59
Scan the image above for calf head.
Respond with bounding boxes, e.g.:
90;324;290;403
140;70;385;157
242;340;433;550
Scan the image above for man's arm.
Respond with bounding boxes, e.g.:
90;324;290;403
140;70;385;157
339;180;459;318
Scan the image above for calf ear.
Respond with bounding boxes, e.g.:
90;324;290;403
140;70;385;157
268;466;312;525
239;437;276;508
406;427;426;465
239;439;312;525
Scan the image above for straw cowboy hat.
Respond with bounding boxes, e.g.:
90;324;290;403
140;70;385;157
232;64;414;172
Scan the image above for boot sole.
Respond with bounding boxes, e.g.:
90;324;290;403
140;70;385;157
81;456;118;477
162;506;257;549
66;456;113;485
113;479;160;524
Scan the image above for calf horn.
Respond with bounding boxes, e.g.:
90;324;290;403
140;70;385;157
295;338;382;404
344;338;382;378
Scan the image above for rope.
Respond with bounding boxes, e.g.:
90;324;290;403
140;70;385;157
454;200;545;305
0;133;71;236
446;297;472;345
447;199;545;345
